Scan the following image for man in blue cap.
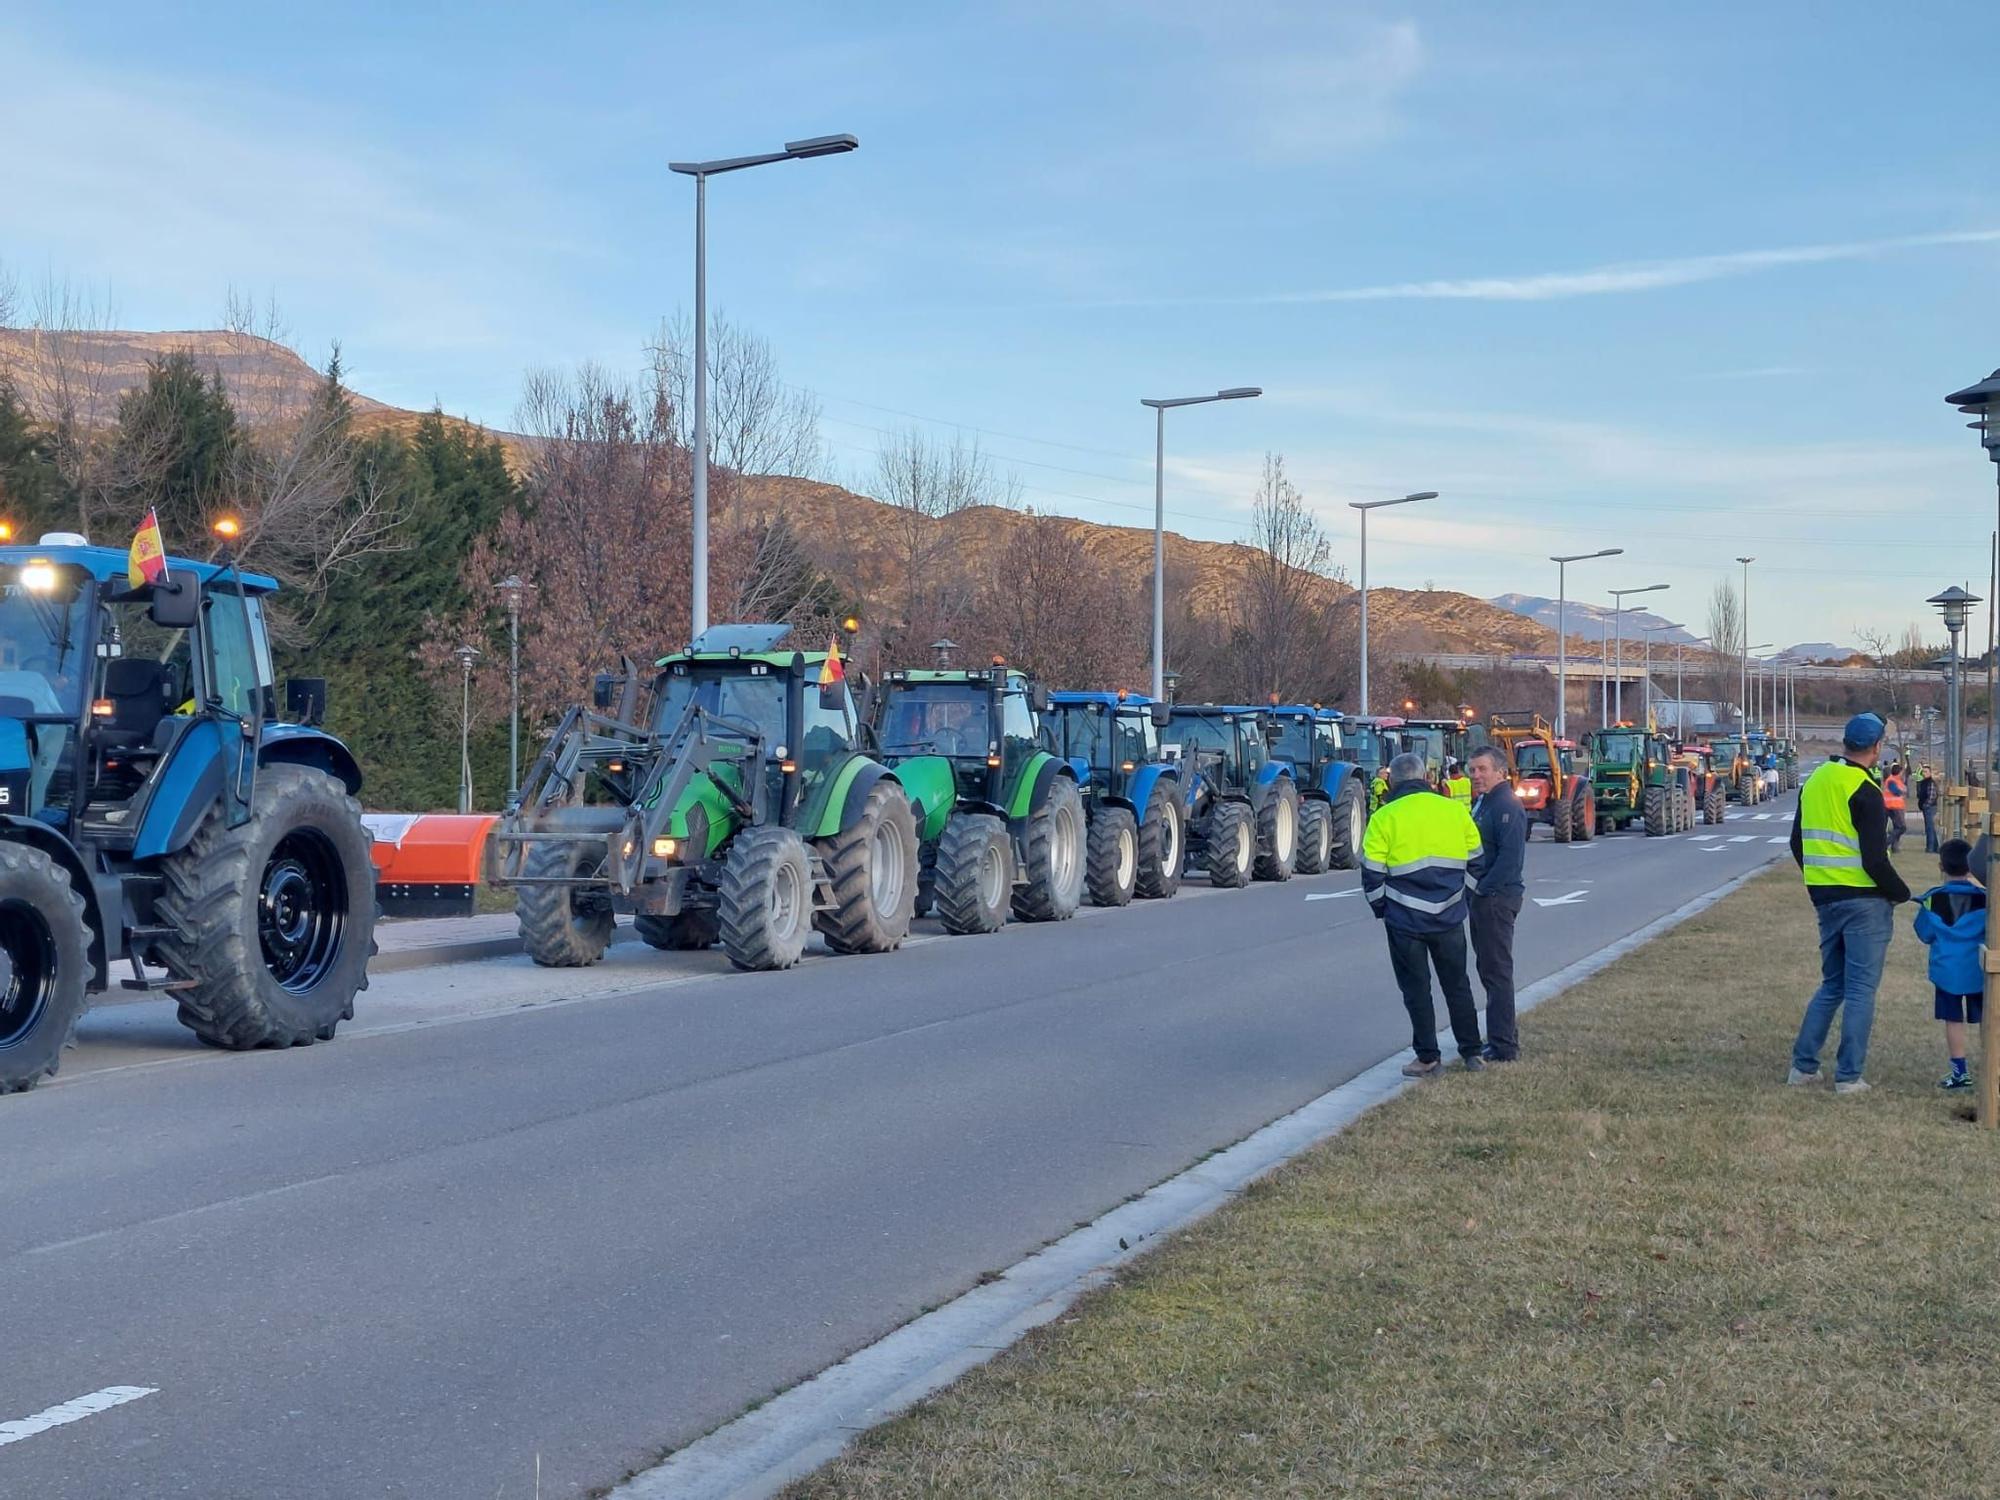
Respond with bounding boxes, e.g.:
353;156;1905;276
1787;712;1911;1094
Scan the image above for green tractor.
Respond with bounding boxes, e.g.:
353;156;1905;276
1587;725;1693;836
869;664;1085;934
492;625;917;972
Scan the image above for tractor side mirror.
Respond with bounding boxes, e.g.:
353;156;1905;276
1150;703;1173;729
1260;713;1283;743
285;677;326;727
1029;682;1050;715
592;673;621;710
148;569;201;630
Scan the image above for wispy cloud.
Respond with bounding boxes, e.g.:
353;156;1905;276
1087;228;2000;308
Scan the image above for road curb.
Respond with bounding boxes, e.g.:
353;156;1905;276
607;853;1783;1500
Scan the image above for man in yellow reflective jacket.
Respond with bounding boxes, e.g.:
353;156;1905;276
1364;752;1489;1076
1786;713;1910;1094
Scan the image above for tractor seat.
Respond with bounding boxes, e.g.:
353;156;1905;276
98;658;170;753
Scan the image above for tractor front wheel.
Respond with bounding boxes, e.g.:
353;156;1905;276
1253;779;1300;882
935;812;1012;934
1015;776;1086;922
1706;784;1726;823
816;778;919;955
717;825;812;971
516;840;616;967
0;843;89;1094
1295;798;1332;875
1328;781;1365;869
1643;784;1669;837
1206;801;1255;888
1133;781;1184;900
157;765;376;1050
634;910;717;950
1552;789;1574;843
1086;807;1139;907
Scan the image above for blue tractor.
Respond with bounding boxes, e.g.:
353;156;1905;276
1268;705;1367;872
1047;689;1185;905
0;531;376;1093
1158;704;1298;888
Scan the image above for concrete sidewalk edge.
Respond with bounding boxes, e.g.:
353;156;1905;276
607;855;1781;1500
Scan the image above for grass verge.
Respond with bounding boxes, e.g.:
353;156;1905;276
787;852;2000;1497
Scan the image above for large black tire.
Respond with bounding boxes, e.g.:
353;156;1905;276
1253;778;1300;882
1295;798;1332;876
634;910;717;950
1328;781;1365;870
157;764;376;1050
1551;787;1574;843
1736;773;1757;805
1574;787;1595;841
1643;784;1668;837
0;844;90;1093
717;825;812;971
1705;785;1726;824
935;812;1012;935
515;839;615;967
1206;801;1254;888
1133;780;1184;900
1085;807;1139;907
816;777;919;955
1015;775;1086;922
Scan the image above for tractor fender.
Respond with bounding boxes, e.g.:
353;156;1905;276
1065;755;1092;788
132;718;231;860
1006;752;1073;823
0;815;109;987
1122;762;1175;818
1256;760;1293;788
888;755;958;844
828;760;897;837
1316;760;1356;804
260;724;364;794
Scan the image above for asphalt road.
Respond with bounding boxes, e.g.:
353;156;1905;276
1;796;1796;1500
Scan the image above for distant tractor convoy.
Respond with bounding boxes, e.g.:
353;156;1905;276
0;555;1807;1093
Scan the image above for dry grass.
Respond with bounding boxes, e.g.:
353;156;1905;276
788;852;2000;1499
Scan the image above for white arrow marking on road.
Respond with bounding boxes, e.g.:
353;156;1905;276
1533;890;1589;907
0;1387;157;1448
1305;890;1362;901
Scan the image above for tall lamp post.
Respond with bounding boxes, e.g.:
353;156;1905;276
1550;548;1622;738
670;133;859;639
1735;556;1755;739
495;574;532;801
1349;490;1439;714
1641;622;1683;726
1744;642;1773;731
1607;583;1669;722
1930;578;1990;1131
1931;587;1980;791
1141;388;1262;699
1946;370;2000;776
454;643;480;814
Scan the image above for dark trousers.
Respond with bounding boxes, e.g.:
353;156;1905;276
1469;890;1522;1058
1386;923;1483;1064
1923;806;1939;853
1888;808;1907;852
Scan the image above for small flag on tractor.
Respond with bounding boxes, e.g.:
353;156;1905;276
128;507;167;588
819;638;846;708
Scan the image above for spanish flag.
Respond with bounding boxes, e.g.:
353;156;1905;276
818;638;845;706
128;508;167;588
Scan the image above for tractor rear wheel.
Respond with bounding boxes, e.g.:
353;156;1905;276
634;910;717;950
515;840;616;967
1295;798;1332;875
935;812;1012;934
1643;784;1669;837
1551;788;1574;843
816;778;919;955
1328;781;1365;869
0;843;89;1094
1015;776;1086;922
1206;801;1254;888
1086;807;1139;907
1253;779;1300;882
157;764;376;1049
1133;780;1184;900
717;825;812;971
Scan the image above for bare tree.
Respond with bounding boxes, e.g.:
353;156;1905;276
1705;579;1744;710
11;277;124;533
871;426;1012;642
972;509;1139;686
648;312;824;479
1235;453;1334;700
0;259;16;332
1853;625;1909;724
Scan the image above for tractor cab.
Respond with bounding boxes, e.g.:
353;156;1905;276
1489;710;1594;842
873;665;1048;809
1047;689;1172;803
1269;706;1342;786
1334;714;1404;778
1269;705;1367;872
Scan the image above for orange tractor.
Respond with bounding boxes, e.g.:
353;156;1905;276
1672;742;1728;825
1488;712;1594;842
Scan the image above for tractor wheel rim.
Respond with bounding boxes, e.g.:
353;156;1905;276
259;829;348;993
769;855;803;938
868;819;906;913
0;897;58;1051
1235;819;1252;869
1116;825;1137;888
1275;798;1295;862
1052;800;1082;894
1161;809;1180;875
1319;819;1332;864
978;840;1006;910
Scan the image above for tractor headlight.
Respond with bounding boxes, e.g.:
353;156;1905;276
20;562;56;593
652;836;678;859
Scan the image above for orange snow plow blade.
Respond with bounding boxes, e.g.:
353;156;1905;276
366;814;496;918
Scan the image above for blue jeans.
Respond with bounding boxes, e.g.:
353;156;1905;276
1923;807;1939;853
1791;898;1894;1082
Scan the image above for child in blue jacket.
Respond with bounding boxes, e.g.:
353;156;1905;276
1913;838;1987;1091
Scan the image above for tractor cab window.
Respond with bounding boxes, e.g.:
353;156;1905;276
1162;715;1231;762
1054;704;1107;765
202;588;272;721
1000;685;1036;759
0;563;94;719
1272;716;1316;767
797;680;853;780
1595;732;1640;765
653;669;788;747
1513;742;1553;775
879;684;990;758
1339;724;1380;765
1112;710;1154;767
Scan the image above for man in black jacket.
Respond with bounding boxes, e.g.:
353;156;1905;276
1917;766;1940;853
1466;746;1528;1061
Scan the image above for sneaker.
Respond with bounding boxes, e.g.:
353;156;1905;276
1482;1045;1517;1063
1401;1058;1441;1078
1833;1079;1872;1096
1786;1067;1822;1087
1940;1072;1973;1092
1460;1054;1487;1072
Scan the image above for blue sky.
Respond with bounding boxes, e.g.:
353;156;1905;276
3;1;1996;647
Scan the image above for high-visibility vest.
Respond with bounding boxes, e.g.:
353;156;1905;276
1882;774;1906;811
1800;759;1874;890
1361;785;1484;930
1369;771;1389;813
1446;775;1472;805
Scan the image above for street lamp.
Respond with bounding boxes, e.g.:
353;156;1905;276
670;133;859;639
1141;388;1262;700
1641;621;1683;726
1947;370;2000;776
453;643;481;814
1550;548;1622;738
1607;583;1669;723
1931;586;1980;793
1735;556;1755;739
1348;490;1439;714
495;574;533;800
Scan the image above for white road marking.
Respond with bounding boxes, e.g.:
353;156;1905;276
1768;836;1789;845
1753;813;1773;821
1305;890;1361;901
1691;833;1723;840
1532;889;1588;907
1730;835;1756;843
0;1386;157;1448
